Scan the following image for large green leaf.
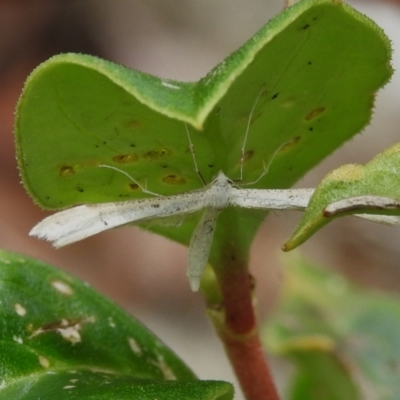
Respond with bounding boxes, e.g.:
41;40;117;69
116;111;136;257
263;258;400;399
284;142;400;250
15;0;392;264
0;250;233;400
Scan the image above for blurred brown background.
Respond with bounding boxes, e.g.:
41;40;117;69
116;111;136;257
0;1;399;397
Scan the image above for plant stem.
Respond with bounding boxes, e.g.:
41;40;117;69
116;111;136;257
206;255;280;400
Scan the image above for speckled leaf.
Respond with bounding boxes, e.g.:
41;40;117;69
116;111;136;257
263;258;400;400
15;0;392;263
284;142;400;251
0;250;233;400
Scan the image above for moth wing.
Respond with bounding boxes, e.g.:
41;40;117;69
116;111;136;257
30;192;206;248
187;207;220;291
229;188;314;210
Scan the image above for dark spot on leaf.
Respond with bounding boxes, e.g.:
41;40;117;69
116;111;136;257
130;144;136;147
59;166;75;177
77;187;84;193
144;148;171;160
308;61;312;65
103;141;107;145
151;204;160;208
305;107;325;121
309;127;314;131
242;150;254;162
129;183;139;190
162;164;168;169
280;137;301;152
271;93;279;100
113;154;138;164
301;23;310;30
208;164;214;168
163;174;186;185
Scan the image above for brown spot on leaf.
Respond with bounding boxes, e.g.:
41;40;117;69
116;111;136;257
59;166;75;176
126;120;142;129
29;317;95;345
242;150;254;162
162;174;186;185
144;148;171;160
113;154;138;164
305;107;325;121
279;136;301;152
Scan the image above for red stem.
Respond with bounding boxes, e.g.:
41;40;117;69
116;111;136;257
202;208;280;399
216;268;280;400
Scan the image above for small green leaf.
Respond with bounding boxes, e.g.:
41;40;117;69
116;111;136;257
0;250;233;400
284;142;400;250
263;258;400;399
15;0;392;265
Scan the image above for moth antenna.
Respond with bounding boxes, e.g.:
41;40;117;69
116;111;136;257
240;87;265;181
244;139;292;186
98;164;162;197
185;123;206;186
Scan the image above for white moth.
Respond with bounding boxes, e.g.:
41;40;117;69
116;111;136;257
30;171;314;291
29;88;397;291
31;88;313;292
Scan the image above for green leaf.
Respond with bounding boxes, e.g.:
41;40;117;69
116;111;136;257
263;258;400;400
15;0;392;263
0;250;233;400
284;142;400;251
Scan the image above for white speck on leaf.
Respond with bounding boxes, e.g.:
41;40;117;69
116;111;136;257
14;303;26;316
108;317;116;328
57;324;81;344
63;385;75;390
151;354;177;380
13;335;23;344
51;280;74;295
128;337;142;355
38;355;50;368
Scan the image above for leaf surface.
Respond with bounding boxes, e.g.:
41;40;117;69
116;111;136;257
0;250;233;400
284;142;400;250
